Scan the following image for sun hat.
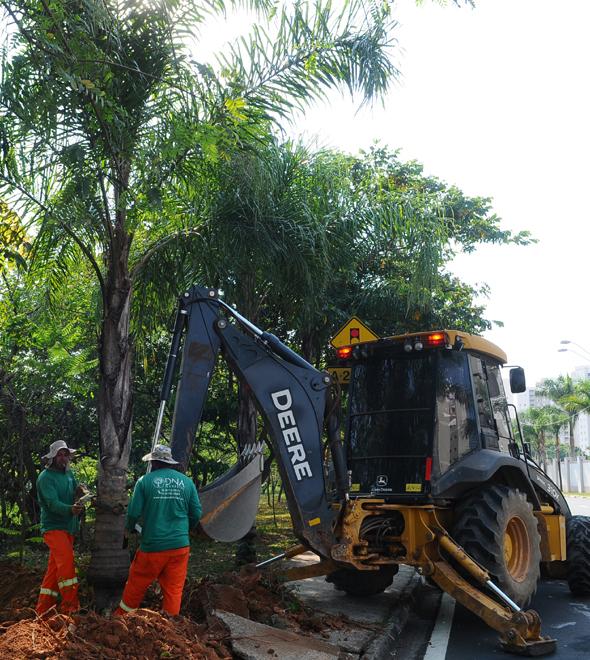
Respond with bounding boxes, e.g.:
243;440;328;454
141;444;179;464
42;440;77;461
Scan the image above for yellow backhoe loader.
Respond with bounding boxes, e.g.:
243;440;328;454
151;287;590;656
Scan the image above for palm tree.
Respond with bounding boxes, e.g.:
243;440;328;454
0;0;398;603
564;379;590;455
520;406;552;471
569;379;590;410
537;376;577;457
542;405;569;488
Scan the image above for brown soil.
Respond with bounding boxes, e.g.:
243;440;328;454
0;561;339;658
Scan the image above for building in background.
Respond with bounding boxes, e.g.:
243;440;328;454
514;387;551;411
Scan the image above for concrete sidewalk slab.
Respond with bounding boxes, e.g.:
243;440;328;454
287;552;421;658
215;609;341;660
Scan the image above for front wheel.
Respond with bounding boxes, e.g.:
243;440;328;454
567;515;590;596
453;485;541;607
326;565;398;597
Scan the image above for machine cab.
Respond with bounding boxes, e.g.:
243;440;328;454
337;330;520;500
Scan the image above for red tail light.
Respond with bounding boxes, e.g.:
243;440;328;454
425;332;446;346
337;346;353;359
425;457;432;481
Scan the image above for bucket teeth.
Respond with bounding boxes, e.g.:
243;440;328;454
240;441;264;461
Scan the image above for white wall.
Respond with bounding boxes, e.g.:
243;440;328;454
545;458;590;493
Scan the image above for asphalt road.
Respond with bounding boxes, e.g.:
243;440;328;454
414;496;590;660
566;495;590;516
445;580;590;659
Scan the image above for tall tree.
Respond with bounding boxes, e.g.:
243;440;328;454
541;405;568;488
283;145;533;355
537;376;577;457
566;379;590;456
0;0;397;601
568;379;590;411
520;406;553;472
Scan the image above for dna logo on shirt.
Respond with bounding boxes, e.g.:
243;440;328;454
153;476;186;500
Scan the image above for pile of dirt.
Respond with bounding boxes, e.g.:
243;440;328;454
0;560;42;623
183;566;338;633
0;610;230;659
0;561;337;658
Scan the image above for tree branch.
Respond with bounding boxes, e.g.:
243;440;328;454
130;227;203;281
0;174;106;300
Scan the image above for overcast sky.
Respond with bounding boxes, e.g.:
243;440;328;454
198;0;590;385
296;0;590;385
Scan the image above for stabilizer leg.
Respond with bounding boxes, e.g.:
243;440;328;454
427;533;556;656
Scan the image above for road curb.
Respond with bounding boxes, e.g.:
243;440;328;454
361;568;423;659
288;555;423;659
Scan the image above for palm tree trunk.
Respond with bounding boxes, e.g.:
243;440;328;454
301;331;315;363
569;418;576;457
555;432;563;489
87;224;133;608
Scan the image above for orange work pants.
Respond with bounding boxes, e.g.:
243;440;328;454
115;546;190;616
36;530;79;615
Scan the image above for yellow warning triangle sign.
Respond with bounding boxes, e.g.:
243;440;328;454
330;317;379;348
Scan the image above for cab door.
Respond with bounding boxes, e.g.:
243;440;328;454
468;355;512;453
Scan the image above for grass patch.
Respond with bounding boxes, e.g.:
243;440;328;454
187;495;297;580
564;491;590;498
1;495;298;582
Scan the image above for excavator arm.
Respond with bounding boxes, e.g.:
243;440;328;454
153;286;345;556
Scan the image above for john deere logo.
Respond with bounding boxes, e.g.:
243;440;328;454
376;475;388;486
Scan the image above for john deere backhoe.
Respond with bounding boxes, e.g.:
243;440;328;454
152;286;590;656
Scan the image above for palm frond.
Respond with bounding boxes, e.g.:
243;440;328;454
214;0;399;119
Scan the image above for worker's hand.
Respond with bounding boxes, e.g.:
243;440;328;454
71;503;84;516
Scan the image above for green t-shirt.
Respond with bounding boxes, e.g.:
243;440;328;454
126;468;202;552
37;467;79;535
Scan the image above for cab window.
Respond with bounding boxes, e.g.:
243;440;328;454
487;363;512;452
468;355;497;448
435;351;478;473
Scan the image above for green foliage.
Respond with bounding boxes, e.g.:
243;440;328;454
217;0;397;118
536;375;586;457
520;405;551;465
0;526;20;536
0;0;534;541
0;258;99;532
0;199;29;272
72;455;98;492
566;379;590;414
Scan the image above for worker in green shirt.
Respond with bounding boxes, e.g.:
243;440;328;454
115;444;202;616
36;440;84;615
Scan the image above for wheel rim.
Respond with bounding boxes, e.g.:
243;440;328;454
504;515;530;582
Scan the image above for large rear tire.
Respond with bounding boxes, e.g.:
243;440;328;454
326;565;398;597
453;484;541;607
566;515;590;596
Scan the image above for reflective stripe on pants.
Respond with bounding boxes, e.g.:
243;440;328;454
116;546;190;616
36;530;80;615
117;599;136;613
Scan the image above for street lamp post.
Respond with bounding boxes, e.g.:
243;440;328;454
558;347;590;361
559;340;590;361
